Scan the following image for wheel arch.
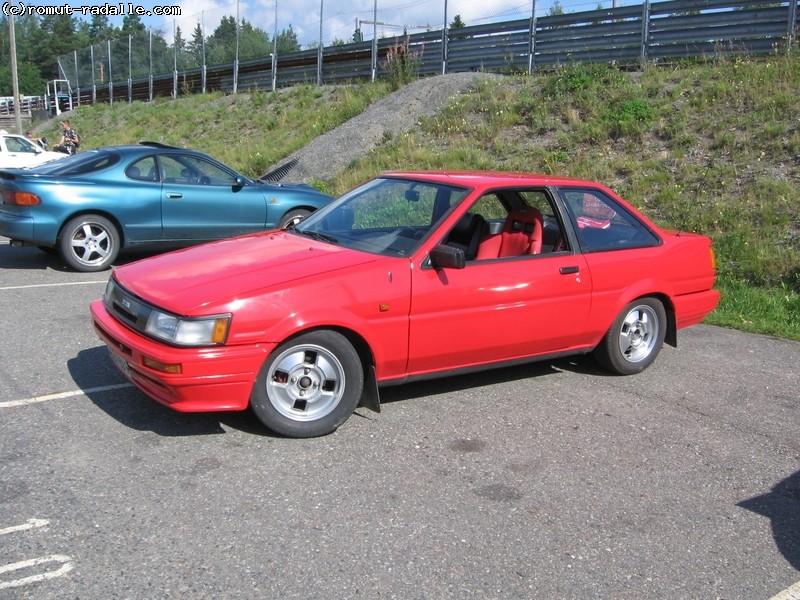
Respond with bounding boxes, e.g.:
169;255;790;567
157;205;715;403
56;209;126;247
649;292;677;348
611;291;677;348
276;205;316;226
610;281;677;349
268;324;381;413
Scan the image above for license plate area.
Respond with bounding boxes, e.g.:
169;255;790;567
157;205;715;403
109;351;132;379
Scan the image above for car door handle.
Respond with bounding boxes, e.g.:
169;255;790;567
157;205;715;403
165;193;183;199
559;266;580;275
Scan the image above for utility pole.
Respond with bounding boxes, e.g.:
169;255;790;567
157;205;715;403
9;15;23;134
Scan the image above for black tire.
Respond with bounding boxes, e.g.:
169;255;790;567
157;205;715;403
250;330;364;438
593;297;667;375
58;214;120;272
278;208;311;229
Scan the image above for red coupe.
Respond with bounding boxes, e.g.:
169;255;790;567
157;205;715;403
91;172;719;437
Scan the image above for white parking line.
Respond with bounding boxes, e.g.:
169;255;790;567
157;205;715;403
0;280;107;291
770;581;800;600
0;383;133;409
0;555;74;590
0;519;49;536
0;519;74;591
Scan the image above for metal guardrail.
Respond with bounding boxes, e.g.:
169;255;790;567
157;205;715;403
54;0;799;109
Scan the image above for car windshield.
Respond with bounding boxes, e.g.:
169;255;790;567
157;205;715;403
3;135;40;154
294;177;471;257
29;149;121;176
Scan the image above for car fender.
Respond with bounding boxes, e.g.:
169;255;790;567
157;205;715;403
261;304;404;378
592;277;678;348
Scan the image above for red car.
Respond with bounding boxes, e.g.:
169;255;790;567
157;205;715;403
91;172;719;437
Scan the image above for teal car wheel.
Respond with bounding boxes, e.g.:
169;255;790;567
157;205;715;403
58;214;120;272
278;208;311;229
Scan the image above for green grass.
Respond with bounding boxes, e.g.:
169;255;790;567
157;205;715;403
45;82;391;179
38;53;800;339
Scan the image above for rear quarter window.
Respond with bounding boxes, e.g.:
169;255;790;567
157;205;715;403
560;188;660;252
34;151;121;176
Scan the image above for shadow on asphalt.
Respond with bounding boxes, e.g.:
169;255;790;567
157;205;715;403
67;346;273;438
738;470;800;571
68;343;607;438
0;240;189;272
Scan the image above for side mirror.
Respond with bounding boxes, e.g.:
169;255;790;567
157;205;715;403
429;245;465;270
234;175;247;188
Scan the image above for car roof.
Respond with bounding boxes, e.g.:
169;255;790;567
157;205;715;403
93;143;201;154
384;170;606;189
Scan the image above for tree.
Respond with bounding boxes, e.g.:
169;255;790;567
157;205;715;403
88;15;115;42
549;1;565;15
206;15;238;65
121;14;145;35
187;23;205;67
275;25;300;54
238;20;271;60
35;14;86;79
450;15;466;28
0;62;44;96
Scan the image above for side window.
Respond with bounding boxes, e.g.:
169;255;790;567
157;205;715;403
519;190;569;252
160;155;237;186
126;156;158;182
5;137;34;153
443;190;563;262
561;188;659;252
470;193;506;235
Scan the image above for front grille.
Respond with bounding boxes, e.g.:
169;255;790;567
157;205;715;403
104;279;154;333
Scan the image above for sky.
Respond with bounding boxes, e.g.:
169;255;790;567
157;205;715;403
20;0;608;48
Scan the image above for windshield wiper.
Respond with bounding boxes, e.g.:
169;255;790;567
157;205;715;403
292;229;338;244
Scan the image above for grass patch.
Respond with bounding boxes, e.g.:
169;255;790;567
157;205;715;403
34;53;800;339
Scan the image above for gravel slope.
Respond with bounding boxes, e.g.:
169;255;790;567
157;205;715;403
268;72;501;184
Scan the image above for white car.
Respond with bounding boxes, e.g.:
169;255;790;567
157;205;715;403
0;130;66;169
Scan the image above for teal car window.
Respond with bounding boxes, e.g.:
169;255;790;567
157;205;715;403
34;150;121;176
126;156;158;182
160;154;237;186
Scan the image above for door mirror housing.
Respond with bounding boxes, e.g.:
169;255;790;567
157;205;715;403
429;245;466;270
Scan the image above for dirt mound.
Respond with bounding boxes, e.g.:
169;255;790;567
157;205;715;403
268;72;502;184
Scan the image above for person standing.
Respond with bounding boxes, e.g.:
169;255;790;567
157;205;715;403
54;120;80;154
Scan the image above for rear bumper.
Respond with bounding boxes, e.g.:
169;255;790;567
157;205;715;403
91;300;273;413
674;289;720;329
0;209;35;242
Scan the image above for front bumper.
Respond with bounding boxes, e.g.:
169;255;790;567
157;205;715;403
91;300;274;413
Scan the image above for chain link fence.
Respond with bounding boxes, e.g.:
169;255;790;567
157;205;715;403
56;0;644;90
52;0;798;106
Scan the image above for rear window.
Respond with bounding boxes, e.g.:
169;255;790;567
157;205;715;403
30;150;121;176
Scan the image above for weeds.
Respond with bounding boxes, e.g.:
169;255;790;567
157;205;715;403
382;36;422;90
38;53;800;338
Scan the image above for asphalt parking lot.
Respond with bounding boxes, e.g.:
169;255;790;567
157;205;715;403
1;238;798;599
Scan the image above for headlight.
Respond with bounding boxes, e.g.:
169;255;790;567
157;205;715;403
145;310;231;346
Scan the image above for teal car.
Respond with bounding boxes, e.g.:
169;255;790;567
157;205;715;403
0;143;333;272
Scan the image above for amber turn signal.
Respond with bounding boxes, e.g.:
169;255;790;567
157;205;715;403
3;190;41;206
142;356;182;374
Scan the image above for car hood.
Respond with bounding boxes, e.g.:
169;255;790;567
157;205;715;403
113;231;381;314
0;152;66;170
